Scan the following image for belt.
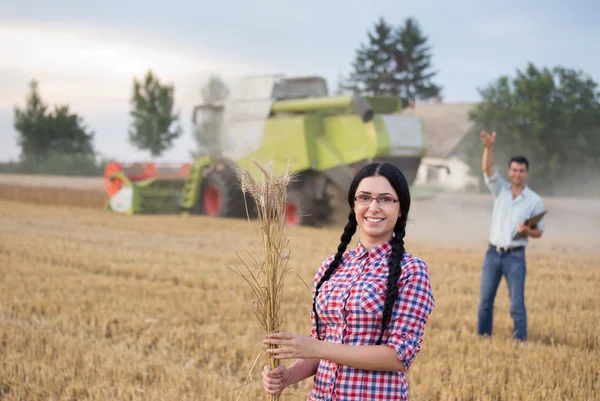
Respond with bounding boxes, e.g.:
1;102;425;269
489;243;524;253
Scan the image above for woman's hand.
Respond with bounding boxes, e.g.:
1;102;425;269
261;365;289;395
263;332;323;360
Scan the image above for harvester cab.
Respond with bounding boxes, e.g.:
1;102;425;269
104;74;428;226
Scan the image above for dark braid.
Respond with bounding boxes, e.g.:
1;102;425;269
376;223;406;345
312;210;357;340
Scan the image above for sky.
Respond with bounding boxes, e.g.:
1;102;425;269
1;0;599;163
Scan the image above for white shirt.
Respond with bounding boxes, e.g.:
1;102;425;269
484;167;546;248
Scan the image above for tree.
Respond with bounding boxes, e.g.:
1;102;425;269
395;17;442;103
128;70;182;158
344;16;442;106
47;105;95;155
191;74;229;159
465;62;600;196
13;80;49;162
13;80;95;164
344;17;401;96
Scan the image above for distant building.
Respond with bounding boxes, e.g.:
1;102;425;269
401;102;480;191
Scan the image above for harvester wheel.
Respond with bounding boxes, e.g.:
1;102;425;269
314;194;333;221
196;167;250;218
285;187;318;227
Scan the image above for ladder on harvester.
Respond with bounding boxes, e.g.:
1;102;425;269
180;158;209;215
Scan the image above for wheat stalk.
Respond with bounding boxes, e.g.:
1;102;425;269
229;160;295;401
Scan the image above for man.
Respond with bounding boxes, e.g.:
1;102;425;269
477;130;546;341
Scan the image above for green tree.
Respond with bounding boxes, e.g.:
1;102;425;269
191;74;229;159
465;62;600;196
128;70;182;158
47;105;95;155
395;17;442;103
344;16;442;106
345;17;400;96
13;80;95;164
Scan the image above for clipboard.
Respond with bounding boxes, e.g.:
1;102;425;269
513;210;547;239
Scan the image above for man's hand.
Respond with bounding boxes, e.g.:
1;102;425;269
517;222;530;236
480;130;496;148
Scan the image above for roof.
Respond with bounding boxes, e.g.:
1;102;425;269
400;102;477;158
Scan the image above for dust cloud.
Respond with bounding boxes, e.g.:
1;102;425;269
1;173;596;252
327;190;600;252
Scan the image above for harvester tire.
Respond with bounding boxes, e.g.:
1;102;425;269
314;195;332;222
304;171;332;223
196;167;249;218
285;187;318;227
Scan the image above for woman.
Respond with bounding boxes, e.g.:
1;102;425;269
261;162;435;401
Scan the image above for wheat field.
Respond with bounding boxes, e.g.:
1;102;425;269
0;182;599;401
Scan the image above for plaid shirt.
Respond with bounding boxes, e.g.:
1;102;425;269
307;240;434;401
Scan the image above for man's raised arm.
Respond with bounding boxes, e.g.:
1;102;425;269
480;130;496;178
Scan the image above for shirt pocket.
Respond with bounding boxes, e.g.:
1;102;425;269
360;280;387;317
515;203;535;226
315;280;344;323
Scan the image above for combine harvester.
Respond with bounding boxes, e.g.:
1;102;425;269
104;74;429;226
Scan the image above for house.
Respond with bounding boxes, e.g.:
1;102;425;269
401;102;480;191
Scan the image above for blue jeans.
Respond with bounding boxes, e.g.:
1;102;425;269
477;245;527;341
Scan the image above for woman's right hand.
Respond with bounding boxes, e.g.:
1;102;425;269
261;364;289;395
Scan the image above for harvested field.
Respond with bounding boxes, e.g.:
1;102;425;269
1;184;599;400
0;184;106;210
0;174;104;191
0;174;106;210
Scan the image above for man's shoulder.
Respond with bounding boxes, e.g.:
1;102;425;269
485;168;509;187
525;186;544;203
489;177;511;195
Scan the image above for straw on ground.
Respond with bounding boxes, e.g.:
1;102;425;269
0;187;598;401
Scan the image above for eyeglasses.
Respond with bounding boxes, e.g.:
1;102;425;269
354;195;399;206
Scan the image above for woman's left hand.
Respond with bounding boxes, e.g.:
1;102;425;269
263;332;323;360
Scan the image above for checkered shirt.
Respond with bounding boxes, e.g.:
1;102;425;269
307;240;435;401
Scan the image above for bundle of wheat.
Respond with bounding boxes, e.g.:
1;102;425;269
229;161;295;401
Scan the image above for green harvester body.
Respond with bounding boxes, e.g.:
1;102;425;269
104;74;428;226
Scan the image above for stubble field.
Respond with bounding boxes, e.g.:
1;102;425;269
0;175;599;401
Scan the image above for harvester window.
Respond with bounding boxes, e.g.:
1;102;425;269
272;78;328;100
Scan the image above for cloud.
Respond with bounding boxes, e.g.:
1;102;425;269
0;21;270;77
0;22;279;111
0;21;288;162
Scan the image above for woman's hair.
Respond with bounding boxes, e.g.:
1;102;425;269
312;162;410;344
